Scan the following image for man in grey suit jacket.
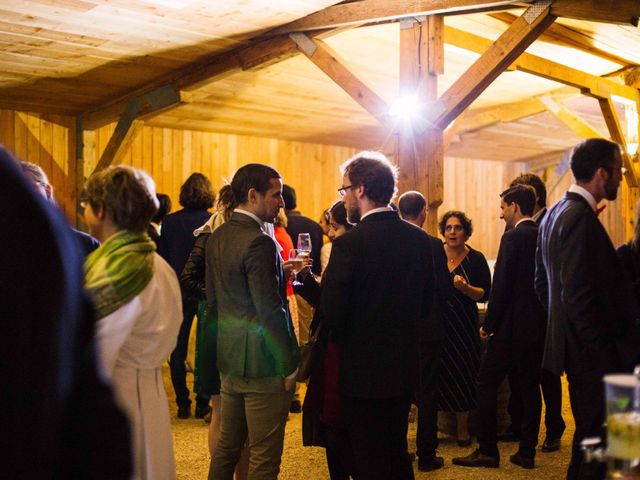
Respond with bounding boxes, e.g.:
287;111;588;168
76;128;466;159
206;163;299;480
535;138;640;480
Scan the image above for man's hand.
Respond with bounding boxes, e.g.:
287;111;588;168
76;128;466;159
479;326;490;340
283;375;296;392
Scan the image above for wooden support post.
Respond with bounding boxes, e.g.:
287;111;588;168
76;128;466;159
289;33;390;126
397;15;444;235
598;97;638;187
93;98;143;174
74;116;84;228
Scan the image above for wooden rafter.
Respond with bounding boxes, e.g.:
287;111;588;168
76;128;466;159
289;33;390;126
268;0;534;36
93;98;144;173
598;97;639;186
444;26;639;101
551;0;640;27
490;12;638;66
428;3;556;130
539;95;605;138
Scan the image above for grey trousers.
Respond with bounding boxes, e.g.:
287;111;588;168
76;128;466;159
209;374;293;480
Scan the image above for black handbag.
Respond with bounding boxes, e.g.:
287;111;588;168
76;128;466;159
296;320;322;382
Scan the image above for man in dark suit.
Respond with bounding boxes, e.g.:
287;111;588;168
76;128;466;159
398;190;450;472
536;138;640;480
454;184;545;470
206;163;299;480
503;173;566;452
320;152;435;480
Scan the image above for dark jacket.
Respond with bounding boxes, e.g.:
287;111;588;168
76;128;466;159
158;207;210;277
535;192;640;376
285;211;324;275
484;219;545;342
423;235;449;343
206;212;299;378
181;232;209;302
320;210;435;399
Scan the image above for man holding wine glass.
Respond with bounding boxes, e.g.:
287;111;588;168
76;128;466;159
320;151;436;480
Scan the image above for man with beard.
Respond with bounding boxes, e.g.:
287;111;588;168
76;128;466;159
206;163;299;480
535;138;640;480
321;152;435;480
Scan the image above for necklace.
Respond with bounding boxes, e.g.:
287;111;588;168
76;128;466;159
447;247;466;264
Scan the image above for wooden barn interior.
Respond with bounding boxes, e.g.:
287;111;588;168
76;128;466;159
1;0;639;260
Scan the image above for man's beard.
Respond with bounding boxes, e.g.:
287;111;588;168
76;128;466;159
346;204;361;225
604;178;619;201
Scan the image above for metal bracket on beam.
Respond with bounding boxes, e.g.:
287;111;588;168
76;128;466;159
524;0;554;24
289;32;317;56
400;16;427;30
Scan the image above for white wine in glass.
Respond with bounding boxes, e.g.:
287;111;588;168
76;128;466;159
288;249;304;286
297;233;312;253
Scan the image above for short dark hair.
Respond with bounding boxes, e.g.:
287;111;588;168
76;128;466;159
570;138;621;182
282;184;297;210
510;173;546;208
398;191;426;220
329;200;353;231
152;193;172;223
500;184;536;217
179;173;214;209
231;163;281;205
84;166;159;233
439;210;473;238
341;151;397;206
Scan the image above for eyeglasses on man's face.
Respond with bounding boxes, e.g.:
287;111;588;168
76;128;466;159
338;184;354;197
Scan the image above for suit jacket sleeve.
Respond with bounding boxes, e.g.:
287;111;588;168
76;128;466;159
484;232;516;334
535;227;549;312
559;215;608;344
320;235;354;334
245;234;298;376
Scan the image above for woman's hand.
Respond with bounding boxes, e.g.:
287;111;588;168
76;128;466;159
453;274;468;291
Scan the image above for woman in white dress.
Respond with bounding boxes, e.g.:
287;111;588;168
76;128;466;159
82;166;182;480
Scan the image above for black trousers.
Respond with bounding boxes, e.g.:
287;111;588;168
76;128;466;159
416;341;442;461
169;299;209;408
325;425;357;480
507;367;566;438
342;395;414;480
477;338;542;459
565;369;606;480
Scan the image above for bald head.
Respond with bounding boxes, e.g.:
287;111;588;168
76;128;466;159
398;191;427;227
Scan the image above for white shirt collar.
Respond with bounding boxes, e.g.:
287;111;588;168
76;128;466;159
234;208;265;229
360;206;392;221
515;217;534;228
568;184;597;212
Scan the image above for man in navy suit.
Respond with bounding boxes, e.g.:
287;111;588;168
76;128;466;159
454;184;546;469
535;138;640;480
321;152;435;480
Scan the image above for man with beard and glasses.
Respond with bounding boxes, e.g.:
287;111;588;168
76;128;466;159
320;152;435;480
535;138;640;480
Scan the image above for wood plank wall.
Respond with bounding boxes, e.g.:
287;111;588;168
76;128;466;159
91;123;359;227
0;109;76;221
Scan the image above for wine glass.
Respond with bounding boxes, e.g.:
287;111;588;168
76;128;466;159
297;233;312;254
288;249;304;286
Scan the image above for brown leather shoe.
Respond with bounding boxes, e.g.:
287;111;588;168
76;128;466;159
452;449;499;468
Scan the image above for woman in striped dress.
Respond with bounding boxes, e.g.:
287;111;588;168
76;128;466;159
437;211;492;446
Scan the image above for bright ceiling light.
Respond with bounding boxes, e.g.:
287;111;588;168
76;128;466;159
389;95;423;121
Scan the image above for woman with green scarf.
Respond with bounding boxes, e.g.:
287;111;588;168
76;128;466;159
83;166;182;480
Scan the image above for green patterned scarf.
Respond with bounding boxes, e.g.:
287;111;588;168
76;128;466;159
84;229;156;320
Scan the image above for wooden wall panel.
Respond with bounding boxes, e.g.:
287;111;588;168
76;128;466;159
438;157;527;260
92;123;358;226
0;109;76;222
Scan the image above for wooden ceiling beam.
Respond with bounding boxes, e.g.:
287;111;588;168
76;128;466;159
490;12;637;66
428;2;556;130
444;26;640;102
551;0;640;27
598;97;639;186
93;98;144;174
539;95;605;138
289;33;391;126
267;0;533;36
